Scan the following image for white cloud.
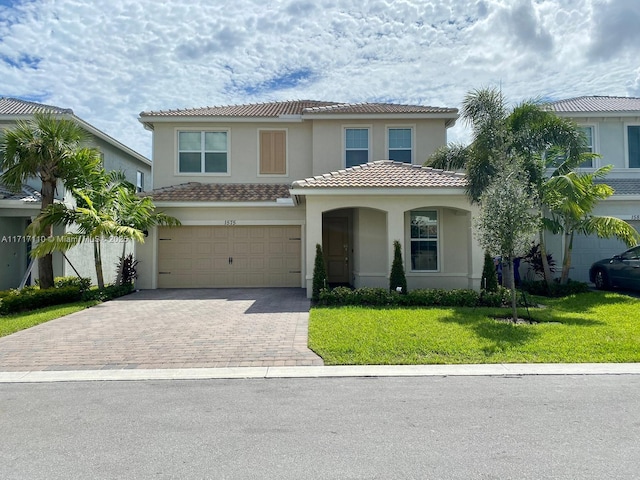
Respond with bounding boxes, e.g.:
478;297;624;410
0;0;639;159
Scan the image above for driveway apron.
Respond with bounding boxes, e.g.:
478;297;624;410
0;288;323;371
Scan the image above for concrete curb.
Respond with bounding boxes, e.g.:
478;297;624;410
2;363;640;383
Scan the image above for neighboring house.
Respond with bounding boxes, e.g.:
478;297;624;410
137;100;484;298
548;96;640;283
0;97;152;290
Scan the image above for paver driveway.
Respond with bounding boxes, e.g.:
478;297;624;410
0;288;323;371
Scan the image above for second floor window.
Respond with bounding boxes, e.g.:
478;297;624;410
628;126;640;168
178;131;228;173
345;128;369;167
136;171;144;193
576;126;594;168
388;128;412;163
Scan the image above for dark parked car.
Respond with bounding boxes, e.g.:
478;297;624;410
589;246;640;290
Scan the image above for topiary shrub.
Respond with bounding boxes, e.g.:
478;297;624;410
389;240;408;294
481;251;499;292
312;244;328;301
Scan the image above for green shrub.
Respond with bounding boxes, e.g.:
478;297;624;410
54;276;91;292
479;287;511;307
389;240;407;294
82;283;134;302
0;286;83;315
481;251;499;292
521;279;590;297
312;244;328;302
355;287;396;306
116;254;139;285
318;286;486;307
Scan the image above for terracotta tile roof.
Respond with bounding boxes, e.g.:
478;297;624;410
140;100;457;118
292;161;467;189
0;183;42;202
549;96;640;113
0;97;73;116
141;182;292;202
302;102;457;114
595;178;640;195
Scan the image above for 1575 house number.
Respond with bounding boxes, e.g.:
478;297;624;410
224;220;237;226
632;215;640;221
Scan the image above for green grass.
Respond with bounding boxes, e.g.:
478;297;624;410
0;301;98;338
308;291;640;365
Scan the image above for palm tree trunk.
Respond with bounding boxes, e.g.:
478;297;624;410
560;230;574;285
539;229;554;287
94;239;105;289
37;180;56;289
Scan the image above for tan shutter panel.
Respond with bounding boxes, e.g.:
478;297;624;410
260;130;286;174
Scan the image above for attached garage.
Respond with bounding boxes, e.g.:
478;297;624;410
157;225;302;288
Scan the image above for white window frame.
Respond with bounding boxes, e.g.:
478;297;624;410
577;124;597;169
624;123;640;169
407;209;440;273
257;128;289;177
176;128;231;176
343;125;371;168
386;125;415;163
136;171;144;193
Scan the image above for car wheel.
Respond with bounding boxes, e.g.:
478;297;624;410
594;269;609;290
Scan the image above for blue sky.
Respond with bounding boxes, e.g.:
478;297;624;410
1;0;639;158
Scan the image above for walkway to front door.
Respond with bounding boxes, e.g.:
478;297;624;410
0;288;323;371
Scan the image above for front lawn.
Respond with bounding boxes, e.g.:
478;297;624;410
308;291;640;364
0;301;98;338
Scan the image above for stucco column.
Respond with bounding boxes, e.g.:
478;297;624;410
304;198;324;297
468;206;483;290
386;205;405;289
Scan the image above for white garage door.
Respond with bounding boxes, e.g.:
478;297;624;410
569;221;640;283
157;226;302;288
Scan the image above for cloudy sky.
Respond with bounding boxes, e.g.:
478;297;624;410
1;0;639;158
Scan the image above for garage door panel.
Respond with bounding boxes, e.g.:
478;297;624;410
158;225;301;288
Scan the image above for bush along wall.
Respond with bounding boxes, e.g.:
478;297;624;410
317;286;512;308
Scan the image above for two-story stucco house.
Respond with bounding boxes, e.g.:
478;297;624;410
137;100;484;298
0;97;152;290
548;96;640;283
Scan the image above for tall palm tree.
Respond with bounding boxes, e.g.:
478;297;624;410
426;87;638;286
0;113;89;289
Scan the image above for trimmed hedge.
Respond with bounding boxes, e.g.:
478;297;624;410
521;279;590;297
0;286;84;314
82;283;134;302
317;286;512;308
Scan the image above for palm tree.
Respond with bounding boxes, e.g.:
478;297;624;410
0;113;89;289
28;162;180;289
543;165;640;284
426;87;614;286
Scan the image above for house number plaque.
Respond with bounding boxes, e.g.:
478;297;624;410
224;220;237;225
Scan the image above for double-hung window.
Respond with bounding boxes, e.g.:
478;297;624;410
628;125;640;168
388;128;412;163
345;128;369;167
578;126;595;168
410;210;438;271
178;131;228;173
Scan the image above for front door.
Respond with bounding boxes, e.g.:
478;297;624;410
323;217;350;285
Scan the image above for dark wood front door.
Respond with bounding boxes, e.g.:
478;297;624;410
323;217;349;284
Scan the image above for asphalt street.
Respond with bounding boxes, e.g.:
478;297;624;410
1;375;639;479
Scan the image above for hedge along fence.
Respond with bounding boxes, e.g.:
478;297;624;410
316;286;511;308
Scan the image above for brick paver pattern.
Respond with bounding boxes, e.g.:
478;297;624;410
0;288;323;371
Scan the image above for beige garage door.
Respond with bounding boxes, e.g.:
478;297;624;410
157;226;302;288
